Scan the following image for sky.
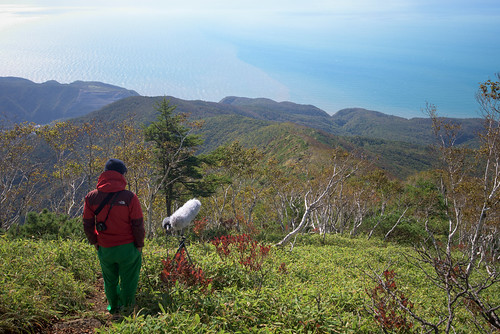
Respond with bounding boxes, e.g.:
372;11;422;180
0;0;499;118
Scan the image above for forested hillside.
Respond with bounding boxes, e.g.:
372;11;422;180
80;95;483;147
331;107;483;145
0;76;498;333
76;96;437;178
1;76;483;147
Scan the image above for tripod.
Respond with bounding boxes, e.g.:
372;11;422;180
172;235;193;264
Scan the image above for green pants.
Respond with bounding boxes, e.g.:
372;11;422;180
97;242;142;313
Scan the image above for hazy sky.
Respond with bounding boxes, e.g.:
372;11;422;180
1;0;499;118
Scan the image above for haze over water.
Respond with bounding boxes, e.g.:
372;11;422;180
1;0;499;118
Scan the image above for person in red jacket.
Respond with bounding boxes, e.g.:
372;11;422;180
83;158;145;315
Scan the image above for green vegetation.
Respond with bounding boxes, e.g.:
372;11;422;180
1;76;498;333
0;237;100;332
1;234;497;333
7;209;85;241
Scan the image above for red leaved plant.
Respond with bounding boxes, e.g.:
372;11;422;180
366;269;414;333
211;234;271;271
160;249;211;290
192;217;208;238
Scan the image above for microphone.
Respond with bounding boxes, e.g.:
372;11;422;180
162;198;201;232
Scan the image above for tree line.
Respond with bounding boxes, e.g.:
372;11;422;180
0;80;498;248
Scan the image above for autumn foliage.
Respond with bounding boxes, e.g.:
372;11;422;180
211;234;271;271
366;269;414;333
160;250;211;290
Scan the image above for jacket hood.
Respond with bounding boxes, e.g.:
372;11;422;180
97;170;127;192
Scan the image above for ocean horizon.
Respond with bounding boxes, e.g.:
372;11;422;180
1;2;499;119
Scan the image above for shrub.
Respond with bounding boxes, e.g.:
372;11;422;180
0;238;99;333
211;234;271;272
7;209;86;241
160;249;212;291
185;221;231;243
366;269;415;333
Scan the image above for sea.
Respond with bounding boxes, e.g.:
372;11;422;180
0;6;499;119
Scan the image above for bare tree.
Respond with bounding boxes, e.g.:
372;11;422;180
364;78;500;333
389;81;500;333
37;121;88;216
0;122;43;229
275;149;359;248
202;141;270;232
268;166;302;233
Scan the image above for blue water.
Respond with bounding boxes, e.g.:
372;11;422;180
0;7;498;119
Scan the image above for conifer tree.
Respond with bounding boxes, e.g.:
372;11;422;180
144;98;205;215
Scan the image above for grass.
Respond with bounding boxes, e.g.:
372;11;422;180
0;235;100;332
1;233;498;333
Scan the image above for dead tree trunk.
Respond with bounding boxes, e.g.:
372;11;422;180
384;206;409;241
276;156;357;247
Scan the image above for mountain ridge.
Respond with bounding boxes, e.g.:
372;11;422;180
331;107;482;145
0;77;484;178
77;95;440;178
0;77;139;124
69;88;482;149
1;77;482;148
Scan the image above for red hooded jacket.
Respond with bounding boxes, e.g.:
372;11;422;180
83;170;145;248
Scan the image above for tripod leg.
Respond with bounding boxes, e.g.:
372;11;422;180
175;238;185;255
173;236;193;264
183;243;193;264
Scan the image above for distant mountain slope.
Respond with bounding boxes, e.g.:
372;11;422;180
1;76;482;147
0;77;482;177
79;96;437;178
197;116;437;178
85;95;337;133
81;96;249;125
332;108;482;146
217;98;482;147
0;77;139;124
219;96;337;133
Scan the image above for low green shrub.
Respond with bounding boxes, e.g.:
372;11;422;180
1;233;496;333
102;235;400;333
0;237;99;333
7;209;86;241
